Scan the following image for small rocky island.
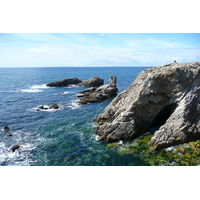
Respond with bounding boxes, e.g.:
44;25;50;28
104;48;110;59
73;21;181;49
46;78;82;87
77;75;118;104
94;62;200;151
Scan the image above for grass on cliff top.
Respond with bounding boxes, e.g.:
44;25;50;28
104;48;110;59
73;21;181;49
107;133;200;166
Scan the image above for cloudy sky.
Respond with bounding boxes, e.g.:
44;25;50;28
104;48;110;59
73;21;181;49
0;33;199;67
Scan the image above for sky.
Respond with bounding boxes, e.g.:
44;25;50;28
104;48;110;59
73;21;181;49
0;33;200;67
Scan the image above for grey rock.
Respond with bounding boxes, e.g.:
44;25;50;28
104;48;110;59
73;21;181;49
46;78;82;87
78;76;118;104
78;76;104;87
93;62;200;151
11;144;20;152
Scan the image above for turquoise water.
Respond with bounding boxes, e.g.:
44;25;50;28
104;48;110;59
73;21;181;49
0;67;149;166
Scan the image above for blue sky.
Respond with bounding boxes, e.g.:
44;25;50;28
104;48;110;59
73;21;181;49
0;33;199;67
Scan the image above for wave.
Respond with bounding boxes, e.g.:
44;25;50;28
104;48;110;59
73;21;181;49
19;84;50;93
68;100;81;110
0;130;36;166
64;84;79;88
56;91;74;95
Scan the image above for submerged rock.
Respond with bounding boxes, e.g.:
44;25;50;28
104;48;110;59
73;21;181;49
78;75;118;104
93;62;200;151
46;78;82;87
78;76;104;87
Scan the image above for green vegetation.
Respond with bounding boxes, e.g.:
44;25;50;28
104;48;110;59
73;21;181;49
109;133;200;166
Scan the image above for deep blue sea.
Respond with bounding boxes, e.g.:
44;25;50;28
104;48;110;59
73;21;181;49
0;67;149;166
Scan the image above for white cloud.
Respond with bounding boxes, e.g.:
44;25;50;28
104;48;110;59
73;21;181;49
26;45;74;55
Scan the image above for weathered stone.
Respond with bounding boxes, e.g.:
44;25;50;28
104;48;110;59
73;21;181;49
78;76;118;104
93;62;200;151
11;145;20;152
46;78;82;87
78;76;104;87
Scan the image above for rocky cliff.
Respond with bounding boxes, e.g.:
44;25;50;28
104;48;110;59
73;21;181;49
93;62;200;151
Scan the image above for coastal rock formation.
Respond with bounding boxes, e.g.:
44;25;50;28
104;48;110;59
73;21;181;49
36;104;59;111
94;62;200;151
46;78;82;87
78;75;118;104
78;76;104;87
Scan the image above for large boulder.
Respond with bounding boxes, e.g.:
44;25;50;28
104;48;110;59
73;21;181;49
46;78;82;87
93;62;200;151
78;75;118;104
78;76;104;87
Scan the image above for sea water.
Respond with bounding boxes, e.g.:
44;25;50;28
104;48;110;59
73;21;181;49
0;67;149;166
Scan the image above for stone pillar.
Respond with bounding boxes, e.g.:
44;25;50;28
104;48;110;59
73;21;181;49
109;75;117;87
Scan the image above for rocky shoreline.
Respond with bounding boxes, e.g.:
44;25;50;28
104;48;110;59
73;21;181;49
93;62;200;151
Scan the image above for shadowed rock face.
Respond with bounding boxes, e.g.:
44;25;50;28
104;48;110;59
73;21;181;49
93;62;200;151
78;76;104;87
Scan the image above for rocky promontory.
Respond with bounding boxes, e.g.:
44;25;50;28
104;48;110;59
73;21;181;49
78;75;118;104
46;78;82;87
94;62;200;151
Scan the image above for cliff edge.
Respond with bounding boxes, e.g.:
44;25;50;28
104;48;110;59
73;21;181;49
93;62;200;151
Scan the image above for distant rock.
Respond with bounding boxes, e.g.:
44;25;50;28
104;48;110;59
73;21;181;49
46;78;82;87
10;144;20;152
4;126;10;132
78;75;118;104
36;104;59;111
78;76;104;87
93;62;200;151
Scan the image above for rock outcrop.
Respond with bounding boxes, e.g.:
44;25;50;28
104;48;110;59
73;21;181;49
78;75;118;104
93;62;200;151
78;76;104;87
46;78;82;87
36;104;59;111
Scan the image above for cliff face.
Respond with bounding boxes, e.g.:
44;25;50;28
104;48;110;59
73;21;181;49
93;62;200;151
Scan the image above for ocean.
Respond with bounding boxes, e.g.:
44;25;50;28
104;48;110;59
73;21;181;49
0;67;149;166
2;66;199;166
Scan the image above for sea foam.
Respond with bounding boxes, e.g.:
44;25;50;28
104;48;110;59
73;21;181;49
19;84;50;93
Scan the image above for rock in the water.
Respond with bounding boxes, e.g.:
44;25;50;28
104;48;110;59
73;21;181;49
78;76;118;104
93;62;200;151
49;104;59;109
4;126;10;132
36;104;59;111
46;78;82;87
10;145;20;152
78;76;104;87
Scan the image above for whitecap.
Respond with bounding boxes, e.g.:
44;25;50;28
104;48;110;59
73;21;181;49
30;84;50;89
68;100;81;110
95;135;100;141
64;84;79;88
56;91;74;95
19;84;50;93
20;88;43;93
118;140;123;145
